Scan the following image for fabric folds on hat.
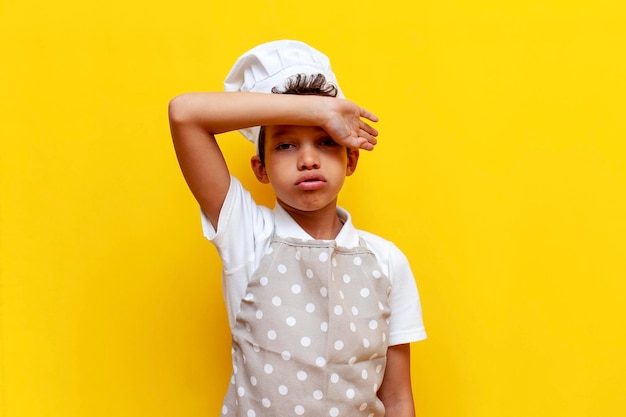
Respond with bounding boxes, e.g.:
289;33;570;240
224;40;344;147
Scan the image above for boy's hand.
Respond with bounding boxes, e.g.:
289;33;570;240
318;98;379;151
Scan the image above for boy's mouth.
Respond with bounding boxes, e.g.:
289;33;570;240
296;174;326;190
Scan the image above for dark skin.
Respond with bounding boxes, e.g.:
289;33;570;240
169;91;415;416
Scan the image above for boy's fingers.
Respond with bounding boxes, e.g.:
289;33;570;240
359;120;379;137
363;131;378;145
360;107;379;122
360;140;375;151
358;131;377;150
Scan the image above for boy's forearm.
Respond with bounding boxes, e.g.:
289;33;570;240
168;92;328;135
382;399;416;417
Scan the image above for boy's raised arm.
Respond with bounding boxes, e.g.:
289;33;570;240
168;92;378;228
169;92;232;229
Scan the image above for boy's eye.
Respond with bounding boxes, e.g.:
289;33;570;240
275;143;294;150
320;138;338;147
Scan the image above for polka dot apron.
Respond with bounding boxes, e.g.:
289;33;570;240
220;236;392;417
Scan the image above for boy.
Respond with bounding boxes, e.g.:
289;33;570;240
169;40;426;417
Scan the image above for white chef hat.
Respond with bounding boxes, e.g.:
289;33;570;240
224;39;344;147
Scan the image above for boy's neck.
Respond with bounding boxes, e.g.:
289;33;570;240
277;200;344;240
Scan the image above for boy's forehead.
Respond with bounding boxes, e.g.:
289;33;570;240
266;125;329;140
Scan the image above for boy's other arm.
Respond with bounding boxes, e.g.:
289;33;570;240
378;343;416;417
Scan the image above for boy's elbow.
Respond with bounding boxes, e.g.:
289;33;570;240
168;95;188;125
168;95;182;123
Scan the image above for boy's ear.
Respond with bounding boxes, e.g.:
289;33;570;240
251;155;270;183
346;149;359;176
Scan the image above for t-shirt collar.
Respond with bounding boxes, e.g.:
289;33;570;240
273;203;360;248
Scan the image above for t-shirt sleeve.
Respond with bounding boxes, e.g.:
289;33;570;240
200;176;273;275
387;244;427;345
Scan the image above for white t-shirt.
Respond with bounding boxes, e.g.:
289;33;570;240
202;177;426;346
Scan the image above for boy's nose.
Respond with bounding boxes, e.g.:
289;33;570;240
298;147;320;170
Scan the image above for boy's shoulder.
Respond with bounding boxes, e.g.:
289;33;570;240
356;228;404;259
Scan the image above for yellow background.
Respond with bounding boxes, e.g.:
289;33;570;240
1;0;625;416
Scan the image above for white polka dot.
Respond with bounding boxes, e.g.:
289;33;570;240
334;340;344;350
363;338;370;348
244;293;254;301
286;316;296;326
330;373;339;383
222;405;228;415
267;330;277;340
339;290;345;299
359;403;368;411
255;310;263;319
272;296;282;306
262;398;271;408
313;390;323;400
333;305;343;315
319;252;328;262
291;284;301;294
260;276;269;286
320;287;328;297
266;246;273;254
329;407;339;417
351;306;359;315
278;385;288;395
378;302;384;311
315;357;326;367
237;387;245;397
369;320;378;330
332;257;337;267
306;269;314;278
264;364;273;374
373;270;381;278
361;369;368;379
250;376;257;385
233;364;238;375
253;343;260;353
353;256;362;266
368;413;375;417
277;264;287;274
247;409;256;417
295;250;301;260
306;303;315;313
360;288;370;297
348;356;357;365
301;337;311;347
343;274;351;283
320;321;328;332
370;353;379;359
297;370;307;381
350;322;357;332
382;333;387;342
281;351;291;360
346;388;355;399
295;405;305;415
376;364;383;373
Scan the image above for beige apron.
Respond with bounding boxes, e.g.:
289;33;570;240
220;235;392;417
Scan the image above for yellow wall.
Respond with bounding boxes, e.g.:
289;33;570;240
1;1;625;416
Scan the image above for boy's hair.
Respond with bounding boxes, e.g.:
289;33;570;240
257;73;339;166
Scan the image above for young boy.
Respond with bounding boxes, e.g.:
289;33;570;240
169;40;426;417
